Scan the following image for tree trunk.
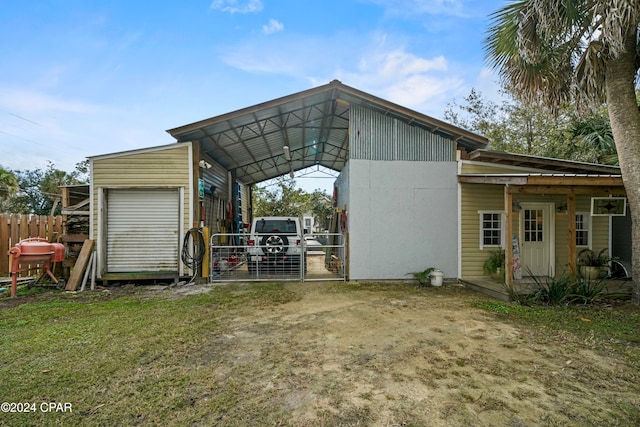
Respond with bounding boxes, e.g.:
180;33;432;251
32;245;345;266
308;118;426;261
605;30;640;305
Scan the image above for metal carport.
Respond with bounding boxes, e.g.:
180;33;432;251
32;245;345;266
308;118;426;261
166;80;486;188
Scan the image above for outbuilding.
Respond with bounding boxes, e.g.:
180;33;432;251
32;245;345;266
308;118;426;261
89;80;628;285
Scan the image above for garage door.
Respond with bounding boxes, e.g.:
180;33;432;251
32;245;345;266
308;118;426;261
106;188;180;273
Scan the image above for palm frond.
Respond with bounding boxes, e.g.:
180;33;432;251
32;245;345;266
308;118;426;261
598;0;640;58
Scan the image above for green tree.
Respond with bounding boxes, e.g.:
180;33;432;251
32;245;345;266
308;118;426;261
309;189;333;231
8;162;86;215
444;88;508;150
570;111;618;165
252;176;309;218
0;167;19;209
444;88;608;161
485;0;640;304
252;177;333;231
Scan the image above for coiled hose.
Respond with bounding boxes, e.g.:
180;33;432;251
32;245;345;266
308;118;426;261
181;228;206;282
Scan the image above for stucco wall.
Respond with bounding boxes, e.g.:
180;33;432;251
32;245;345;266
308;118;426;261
347;159;458;280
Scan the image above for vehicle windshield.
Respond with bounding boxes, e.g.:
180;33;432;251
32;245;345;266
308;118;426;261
254;219;297;233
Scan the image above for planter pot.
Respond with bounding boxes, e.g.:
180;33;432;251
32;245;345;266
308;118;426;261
430;270;444;286
580;265;602;281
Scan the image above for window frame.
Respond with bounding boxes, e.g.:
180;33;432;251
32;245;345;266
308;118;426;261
478;210;505;250
575;211;591;249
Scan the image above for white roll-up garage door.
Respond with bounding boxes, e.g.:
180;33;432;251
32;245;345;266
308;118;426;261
106;188;180;273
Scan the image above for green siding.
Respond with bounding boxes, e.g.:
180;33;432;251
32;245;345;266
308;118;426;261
91;144;192;241
461;184;610;278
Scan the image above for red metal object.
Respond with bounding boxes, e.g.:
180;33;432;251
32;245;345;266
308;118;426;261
8;238;65;298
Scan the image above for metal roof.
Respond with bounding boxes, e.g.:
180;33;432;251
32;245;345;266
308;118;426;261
458;173;624;186
467;149;621;175
167;80;488;185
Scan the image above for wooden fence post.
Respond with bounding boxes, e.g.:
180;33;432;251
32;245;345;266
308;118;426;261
0;214;8;276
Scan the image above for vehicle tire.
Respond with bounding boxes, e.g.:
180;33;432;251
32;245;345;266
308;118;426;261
261;235;289;254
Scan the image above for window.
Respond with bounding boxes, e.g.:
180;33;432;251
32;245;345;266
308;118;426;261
523;209;544;242
478;211;503;249
576;212;590;247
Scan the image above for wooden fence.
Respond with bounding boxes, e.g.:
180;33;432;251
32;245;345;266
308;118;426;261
0;214;63;277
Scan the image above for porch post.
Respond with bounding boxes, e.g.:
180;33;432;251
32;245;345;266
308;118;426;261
567;191;577;278
504;185;513;290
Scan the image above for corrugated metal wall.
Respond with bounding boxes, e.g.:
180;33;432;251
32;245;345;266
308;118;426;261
201;157;229;202
349;104;454;161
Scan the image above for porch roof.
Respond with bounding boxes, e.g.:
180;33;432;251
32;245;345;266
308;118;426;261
458;173;625;192
467;150;621;175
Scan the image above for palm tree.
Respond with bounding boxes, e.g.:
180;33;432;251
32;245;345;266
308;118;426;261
571;113;618;165
485;1;640;304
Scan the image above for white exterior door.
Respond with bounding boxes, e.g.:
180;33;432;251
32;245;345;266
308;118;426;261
520;203;553;277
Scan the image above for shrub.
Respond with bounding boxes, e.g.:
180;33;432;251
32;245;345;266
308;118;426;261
530;275;573;305
569;277;608;305
483;248;505;277
507;272;609;306
410;267;436;286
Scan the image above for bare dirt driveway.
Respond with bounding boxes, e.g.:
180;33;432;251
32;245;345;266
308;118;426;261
180;281;639;426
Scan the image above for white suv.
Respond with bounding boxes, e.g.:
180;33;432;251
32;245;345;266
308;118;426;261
247;216;304;273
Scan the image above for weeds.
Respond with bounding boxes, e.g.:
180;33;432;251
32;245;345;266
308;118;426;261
505;273;612;306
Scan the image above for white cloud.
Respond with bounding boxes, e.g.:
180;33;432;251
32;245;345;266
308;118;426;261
363;49;448;78
218;32;469;113
210;0;263;14
263;19;284;35
340;46;464;111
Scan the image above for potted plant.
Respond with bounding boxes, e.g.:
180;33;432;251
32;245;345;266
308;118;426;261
482;248;505;281
409;267;443;286
577;248;610;280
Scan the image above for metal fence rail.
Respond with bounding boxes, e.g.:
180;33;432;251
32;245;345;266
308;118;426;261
209;233;345;282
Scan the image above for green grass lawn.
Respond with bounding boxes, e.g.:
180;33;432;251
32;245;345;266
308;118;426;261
1;283;301;426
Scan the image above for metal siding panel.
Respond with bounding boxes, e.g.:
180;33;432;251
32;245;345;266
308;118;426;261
202;159;229;201
106;188;179;272
350;105;454;161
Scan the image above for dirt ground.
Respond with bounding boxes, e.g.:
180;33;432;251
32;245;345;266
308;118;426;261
180;281;639;426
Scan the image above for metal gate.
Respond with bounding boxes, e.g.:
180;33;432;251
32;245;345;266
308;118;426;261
209;233;346;282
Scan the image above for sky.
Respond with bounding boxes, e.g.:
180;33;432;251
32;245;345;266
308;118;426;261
1;0;505;193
